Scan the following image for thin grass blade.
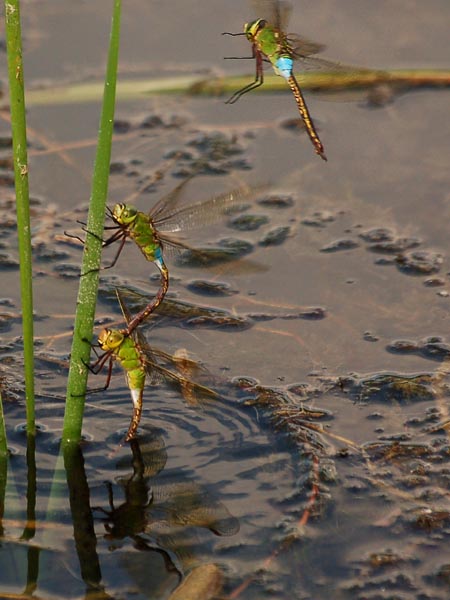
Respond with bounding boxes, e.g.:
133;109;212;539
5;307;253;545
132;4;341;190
62;0;122;445
4;0;35;436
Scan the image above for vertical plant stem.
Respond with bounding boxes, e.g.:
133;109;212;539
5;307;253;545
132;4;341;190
4;0;35;435
0;391;7;457
62;0;122;445
0;393;6;537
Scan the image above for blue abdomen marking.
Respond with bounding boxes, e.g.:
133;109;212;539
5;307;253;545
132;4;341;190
275;56;293;80
155;246;163;262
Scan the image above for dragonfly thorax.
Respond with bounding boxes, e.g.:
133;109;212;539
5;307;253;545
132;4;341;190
98;328;125;351
112;203;138;226
244;18;266;41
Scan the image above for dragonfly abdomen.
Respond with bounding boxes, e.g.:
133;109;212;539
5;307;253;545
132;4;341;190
124;366;146;393
274;55;294;80
121;346;146;441
287;74;327;161
125;401;143;442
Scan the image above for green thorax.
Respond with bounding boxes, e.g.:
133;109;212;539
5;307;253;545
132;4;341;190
245;19;291;65
99;328;146;391
112;203;162;263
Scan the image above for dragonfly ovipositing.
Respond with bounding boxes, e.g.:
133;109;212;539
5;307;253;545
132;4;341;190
223;0;332;161
99;177;254;333
88;288;218;442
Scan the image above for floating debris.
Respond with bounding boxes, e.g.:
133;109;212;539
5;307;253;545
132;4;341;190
337;372;436;403
259;225;291;246
257;194;294;209
301;210;336;227
228;213;269;231
387;336;450;361
320;238;360;253
395;250;443;275
186;279;238;297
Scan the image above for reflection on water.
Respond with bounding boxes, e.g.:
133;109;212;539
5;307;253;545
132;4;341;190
3;312;450;598
97;429;239;557
94;429;242;597
1;0;450;598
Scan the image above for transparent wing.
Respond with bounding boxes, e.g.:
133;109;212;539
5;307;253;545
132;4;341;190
288;35;326;59
287;35;371;75
150;482;240;535
150;346;206;374
116;289;218;401
158;232;230;265
158;232;197;256
250;0;292;31
148;174;196;222
144;359;218;403
153;186;258;234
294;53;370;75
116;287;133;323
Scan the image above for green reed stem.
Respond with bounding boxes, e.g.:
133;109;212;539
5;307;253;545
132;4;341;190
4;0;35;435
62;0;122;445
0;392;6;535
0;391;7;459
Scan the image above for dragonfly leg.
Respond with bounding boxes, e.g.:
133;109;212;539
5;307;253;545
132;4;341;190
80;231;128;276
63;230;85;245
64;221;122;247
223;55;255;60
225;47;264;104
75;354;114;396
102;233;128;269
106;481;115;511
225;76;264;104
222;32;255;65
221;31;247;37
85;350;113;376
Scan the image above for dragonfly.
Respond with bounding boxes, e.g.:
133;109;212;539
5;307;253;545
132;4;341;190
99;176;254;334
96;431;239;581
223;0;332;161
88;288;218;442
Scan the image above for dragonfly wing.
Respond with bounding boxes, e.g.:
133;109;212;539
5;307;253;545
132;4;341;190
130;330;165;385
251;0;292;31
148;174;196;222
288;35;326;59
158;232;195;254
151;347;213;403
154;186;259;233
145;360;218;402
297;53;367;75
116;287;133;323
160;232;243;268
150;346;202;371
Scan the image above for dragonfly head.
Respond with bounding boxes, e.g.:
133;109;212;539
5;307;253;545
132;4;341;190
244;18;267;40
112;203;138;226
98;328;124;351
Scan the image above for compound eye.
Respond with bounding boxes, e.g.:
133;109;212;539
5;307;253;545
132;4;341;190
112;203;124;218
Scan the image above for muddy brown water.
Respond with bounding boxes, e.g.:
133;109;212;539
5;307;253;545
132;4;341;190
0;1;449;598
